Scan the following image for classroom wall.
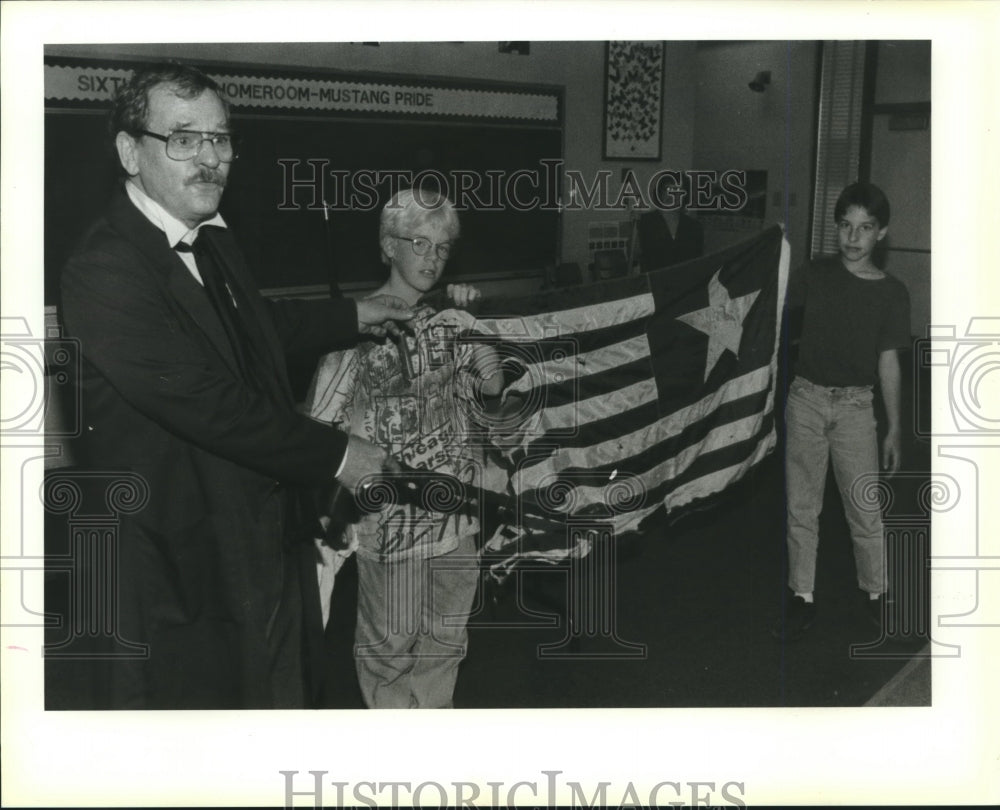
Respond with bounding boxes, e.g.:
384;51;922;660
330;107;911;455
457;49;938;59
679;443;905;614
44;41;697;296
46;40;923;317
875;40;931;105
870;40;931;336
691;41;820;268
42;40;926;471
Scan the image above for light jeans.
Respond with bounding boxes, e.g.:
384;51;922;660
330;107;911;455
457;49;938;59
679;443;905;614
785;376;886;595
355;532;480;709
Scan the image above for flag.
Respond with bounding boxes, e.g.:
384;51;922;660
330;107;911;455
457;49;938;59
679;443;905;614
307;225;789;581
457;224;789;556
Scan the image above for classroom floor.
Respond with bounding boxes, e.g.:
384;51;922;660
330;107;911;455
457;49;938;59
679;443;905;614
316;447;932;711
43;452;931;711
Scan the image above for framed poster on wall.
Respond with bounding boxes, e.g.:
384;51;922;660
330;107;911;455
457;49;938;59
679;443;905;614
603;40;664;160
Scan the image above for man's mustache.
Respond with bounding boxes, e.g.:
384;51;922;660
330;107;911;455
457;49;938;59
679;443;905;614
186;170;226;187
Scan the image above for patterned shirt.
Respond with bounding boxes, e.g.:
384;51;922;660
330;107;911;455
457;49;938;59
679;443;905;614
308;305;482;563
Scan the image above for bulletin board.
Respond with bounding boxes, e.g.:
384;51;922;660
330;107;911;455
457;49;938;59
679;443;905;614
43;57;564;303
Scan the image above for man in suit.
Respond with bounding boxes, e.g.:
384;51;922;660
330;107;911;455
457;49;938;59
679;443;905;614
59;61;412;709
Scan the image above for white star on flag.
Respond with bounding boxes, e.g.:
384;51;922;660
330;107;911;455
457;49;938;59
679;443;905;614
676;269;760;381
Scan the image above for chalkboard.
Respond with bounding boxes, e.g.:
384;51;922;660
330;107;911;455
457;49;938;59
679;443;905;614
44;108;563;304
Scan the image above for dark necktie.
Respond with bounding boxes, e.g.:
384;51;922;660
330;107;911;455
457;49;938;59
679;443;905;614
176;228;260;389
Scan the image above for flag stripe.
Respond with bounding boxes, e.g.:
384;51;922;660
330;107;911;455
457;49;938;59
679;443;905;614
515;390;773;498
520;355;652;413
522;377;660;441
517;364;772;460
505;333;651;398
495;355;655;460
514;412;777;531
476;290;654;339
597;425;779;535
465;316;649;366
622;417;777;528
514;382;774;493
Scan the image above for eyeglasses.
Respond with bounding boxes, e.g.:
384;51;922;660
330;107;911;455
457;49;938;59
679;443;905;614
139;129;239;162
394;235;453;261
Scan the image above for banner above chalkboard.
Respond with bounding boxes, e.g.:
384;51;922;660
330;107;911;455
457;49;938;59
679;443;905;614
44;59;561;123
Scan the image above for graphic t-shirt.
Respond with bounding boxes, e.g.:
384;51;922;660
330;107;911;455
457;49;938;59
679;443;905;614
308;305;481;563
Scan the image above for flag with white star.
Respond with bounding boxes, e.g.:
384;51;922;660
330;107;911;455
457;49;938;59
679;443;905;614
454;224;789;553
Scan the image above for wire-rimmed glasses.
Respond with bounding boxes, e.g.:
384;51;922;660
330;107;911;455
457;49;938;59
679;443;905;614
139;129;239;162
393;235;453;261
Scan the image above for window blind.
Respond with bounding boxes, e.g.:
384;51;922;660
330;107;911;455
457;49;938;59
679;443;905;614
811;41;868;258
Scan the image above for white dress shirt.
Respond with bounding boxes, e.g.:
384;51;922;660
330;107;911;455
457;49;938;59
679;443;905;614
125;180;227;286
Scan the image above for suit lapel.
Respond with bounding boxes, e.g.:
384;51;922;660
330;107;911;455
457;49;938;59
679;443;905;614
198;224;293;405
168;265;247;379
106;192;246;379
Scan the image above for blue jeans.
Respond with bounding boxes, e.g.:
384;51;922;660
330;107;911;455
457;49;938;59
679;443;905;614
355;532;479;708
785;376;886;595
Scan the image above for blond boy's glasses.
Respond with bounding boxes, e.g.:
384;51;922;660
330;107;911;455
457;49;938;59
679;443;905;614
394;235;452;261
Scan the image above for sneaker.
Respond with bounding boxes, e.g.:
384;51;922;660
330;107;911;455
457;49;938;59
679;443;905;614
771;593;816;641
863;593;889;631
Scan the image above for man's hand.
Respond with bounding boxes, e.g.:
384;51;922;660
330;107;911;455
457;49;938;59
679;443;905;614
335;434;400;492
446;283;482;308
357;294;414;338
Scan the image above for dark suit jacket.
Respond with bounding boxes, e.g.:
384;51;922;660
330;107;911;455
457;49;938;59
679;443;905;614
637;210;704;273
59;190;358;709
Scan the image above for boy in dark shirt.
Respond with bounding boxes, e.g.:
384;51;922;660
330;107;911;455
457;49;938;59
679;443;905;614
774;182;911;641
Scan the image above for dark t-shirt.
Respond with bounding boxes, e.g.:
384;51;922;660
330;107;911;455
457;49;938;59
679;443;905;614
794;255;911;387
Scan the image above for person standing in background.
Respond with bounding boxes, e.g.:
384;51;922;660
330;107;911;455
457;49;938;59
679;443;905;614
637;172;705;273
773;182;910;642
